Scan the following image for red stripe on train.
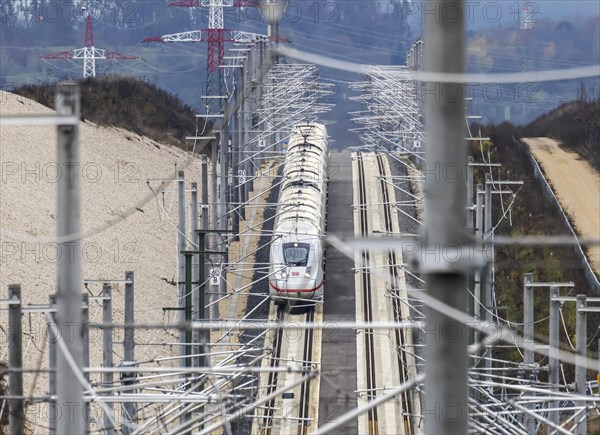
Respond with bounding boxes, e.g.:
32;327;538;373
269;280;324;293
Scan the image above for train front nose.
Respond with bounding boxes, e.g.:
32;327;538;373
273;268;317;298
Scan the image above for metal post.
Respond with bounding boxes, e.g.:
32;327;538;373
210;137;219;321
246;44;256;194
255;41;262;169
49;294;57;434
122;271;135;435
183;252;194;432
259;39;264;73
219;104;229;319
56;82;84;435
466;156;474;229
220;109;229;236
239;63;247;220
523;273;536;434
523;273;534;367
102;284;114;435
256;40;265;169
548;285;560;431
82;294;90;434
178;170;186;367
124;272;135;362
268;64;276;153
185;252;193;368
484;173;493;312
8;284;24;435
423;1;468;432
483;173;493;381
474;184;483;330
211;138;218;235
191;183;199;366
199;163;209;325
575;294;587;435
231;92;240;240
198;231;207;367
475;185;483;240
467;158;475;345
201;157;209;233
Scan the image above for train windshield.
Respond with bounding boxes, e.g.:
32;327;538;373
282;243;310;266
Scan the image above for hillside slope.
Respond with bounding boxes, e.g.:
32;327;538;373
12;76;211;154
475;121;599;378
0;90;203;429
525;98;600;170
523;137;600;274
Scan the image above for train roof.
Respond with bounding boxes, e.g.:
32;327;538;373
288;123;328;151
273;221;320;238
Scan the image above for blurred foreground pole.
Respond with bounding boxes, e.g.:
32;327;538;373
178;171;186;367
8;285;24;435
575;294;587;435
102;284;115;435
122;271;136;435
423;1;469;434
48;295;57;434
56;82;84;435
191;183;200;364
231;94;240;241
82;294;90;434
548;285;560;432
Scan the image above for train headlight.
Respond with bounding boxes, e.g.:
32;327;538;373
281;272;287;278
305;266;312;278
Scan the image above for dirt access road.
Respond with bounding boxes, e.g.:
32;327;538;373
523;137;600;275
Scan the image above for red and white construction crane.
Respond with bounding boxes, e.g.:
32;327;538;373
40;14;138;78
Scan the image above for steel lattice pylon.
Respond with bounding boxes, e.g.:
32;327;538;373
159;0;231;113
195;0;225;113
206;28;225;113
144;1;278;113
40;14;138;78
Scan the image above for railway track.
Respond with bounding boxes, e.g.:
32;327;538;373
376;153;420;434
353;151;422;435
260;306;286;434
297;306;315;435
253;304;320;435
253;151;420;434
355;151;380;434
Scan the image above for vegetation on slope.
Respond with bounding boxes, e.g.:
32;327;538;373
509;86;600;170
471;99;599;381
13;76;209;152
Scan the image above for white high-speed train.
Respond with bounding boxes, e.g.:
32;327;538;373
269;123;328;304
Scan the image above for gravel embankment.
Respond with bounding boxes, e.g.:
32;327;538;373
0;90;203;430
